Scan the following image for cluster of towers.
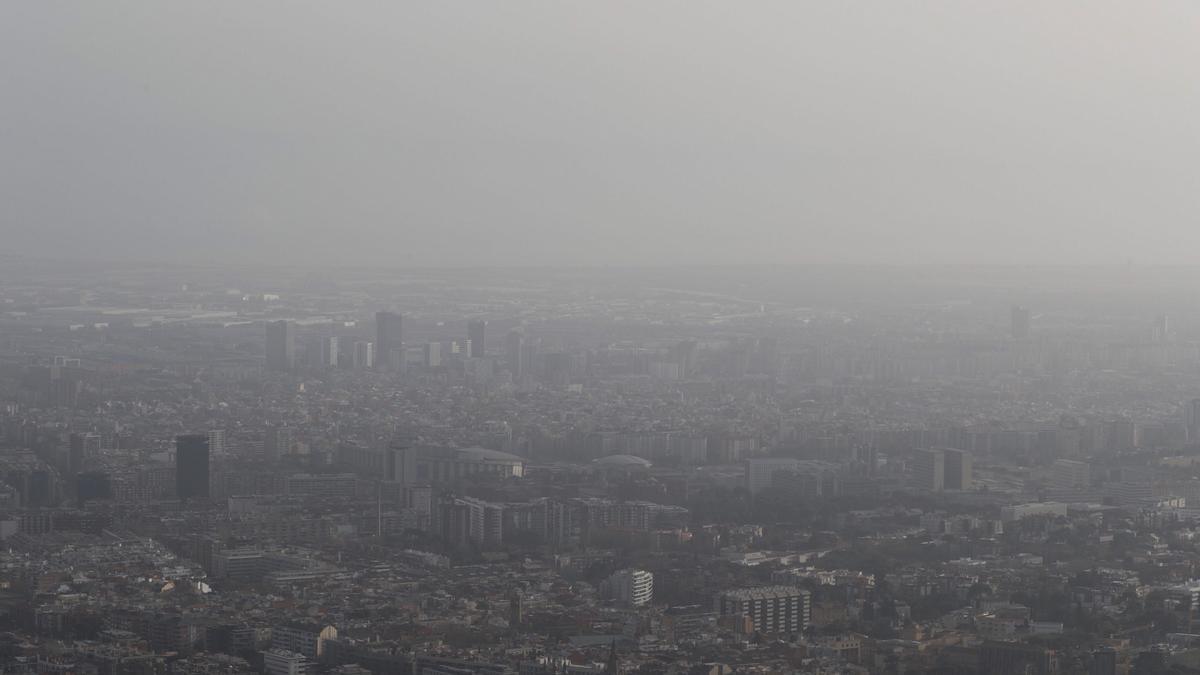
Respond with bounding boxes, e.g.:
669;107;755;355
264;313;490;374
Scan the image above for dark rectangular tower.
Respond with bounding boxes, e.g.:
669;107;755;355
176;434;210;501
375;311;404;370
265;320;295;371
467;320;487;358
506;330;524;378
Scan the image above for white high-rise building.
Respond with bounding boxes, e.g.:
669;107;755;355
601;569;654;607
207;429;226;456
1051;459;1090;492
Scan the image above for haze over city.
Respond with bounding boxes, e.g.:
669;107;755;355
5;2;1200;266
8;4;1200;675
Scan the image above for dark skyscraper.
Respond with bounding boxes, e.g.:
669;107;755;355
265;320;295;371
943;448;972;491
76;471;112;505
913;448;945;492
175;434;210;501
506;330;524;378
68;432;100;503
468;320;487;358
1011;305;1031;340
353;341;374;370
376;311;404;370
68;432;100;478
321;335;339;368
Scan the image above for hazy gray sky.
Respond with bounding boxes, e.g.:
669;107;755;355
3;2;1199;266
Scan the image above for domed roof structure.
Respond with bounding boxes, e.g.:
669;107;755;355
452;446;525;463
592;454;653;468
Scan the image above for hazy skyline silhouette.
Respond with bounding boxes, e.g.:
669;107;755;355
3;2;1199;266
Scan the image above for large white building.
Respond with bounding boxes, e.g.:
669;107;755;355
284;473;357;498
745;458;839;496
745;458;800;495
341;444;525;485
1051;459;1090;492
262;650;313;675
207;429;226;456
1000;502;1069;522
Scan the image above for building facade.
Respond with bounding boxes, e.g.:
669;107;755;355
715;586;810;636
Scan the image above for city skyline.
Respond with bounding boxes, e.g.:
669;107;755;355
0;259;1197;672
2;2;1198;672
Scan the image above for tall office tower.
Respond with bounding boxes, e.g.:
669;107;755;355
521;337;540;377
68;432;100;476
76;471;111;505
744;457;801;495
175;434;211;501
1153;314;1171;343
375;311;404;370
715;586;811;635
467;320;487;358
1051;459;1090;492
506;330;525;378
424;342;442;367
321;336;339;368
1108;417;1138;452
386;442;418;484
68;432;100;501
670;340;698;379
913;448;945;492
67;434;84;480
353;341;374;370
265;320;295;371
943;448;972;491
207;429;226;456
265;426;295;461
508;588;524;627
1011;305;1031;340
1187;399;1200;442
26;469;54;507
